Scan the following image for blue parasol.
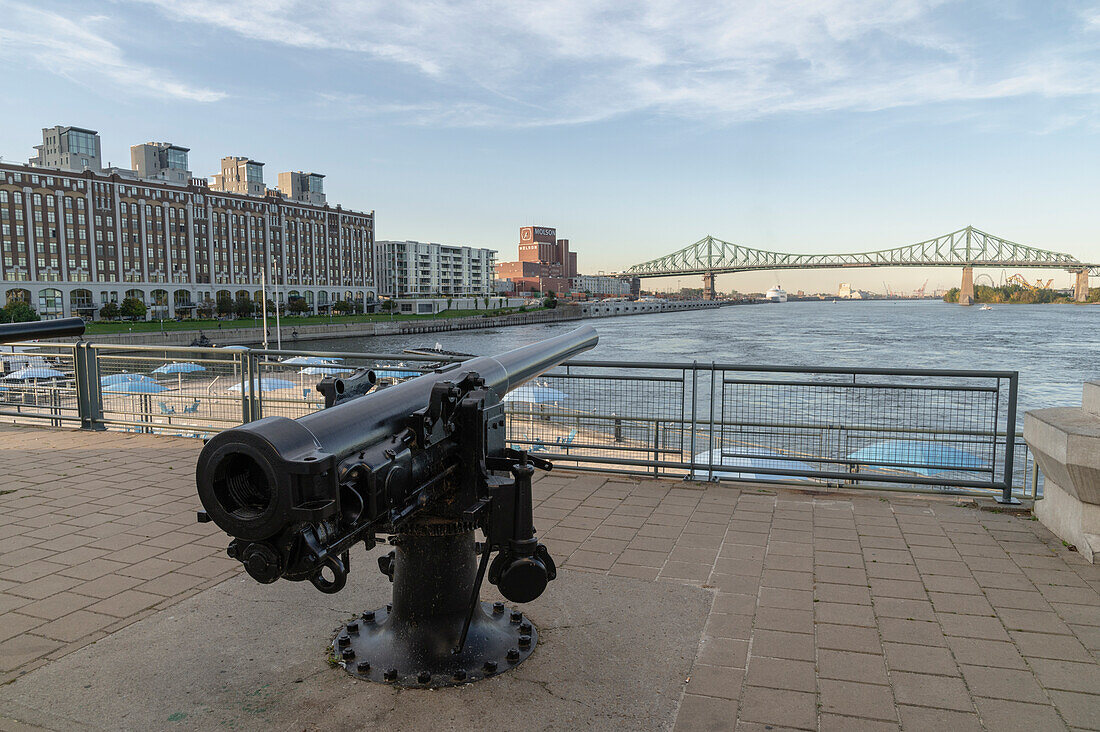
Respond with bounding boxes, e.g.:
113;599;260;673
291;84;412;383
847;440;986;477
2;366;66;381
375;368;421;379
102;380;169;394
692;448;817;482
152;362;206;374
282;356;344;365
101;373;157;386
300;365;353;376
504;385;569;403
227;377;297;393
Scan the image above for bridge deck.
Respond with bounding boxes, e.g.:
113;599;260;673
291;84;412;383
625;226;1099;278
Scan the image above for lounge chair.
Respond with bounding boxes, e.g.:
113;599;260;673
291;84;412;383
555;429;577;446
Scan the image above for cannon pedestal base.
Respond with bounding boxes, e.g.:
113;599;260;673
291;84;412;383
331;526;539;688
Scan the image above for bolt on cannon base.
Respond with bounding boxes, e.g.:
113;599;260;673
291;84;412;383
334;601;538;688
331;527;540;688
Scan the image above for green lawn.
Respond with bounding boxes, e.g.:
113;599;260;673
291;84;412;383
83;307;546;335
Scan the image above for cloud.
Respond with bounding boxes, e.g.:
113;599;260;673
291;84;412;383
137;0;1098;125
0;0;225;103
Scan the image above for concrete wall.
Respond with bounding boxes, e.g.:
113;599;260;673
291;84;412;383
1025;380;1100;562
578;299;722;317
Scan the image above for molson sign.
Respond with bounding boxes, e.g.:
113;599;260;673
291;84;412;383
520;226;556;243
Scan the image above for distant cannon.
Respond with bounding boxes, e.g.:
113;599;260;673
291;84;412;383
196;326;598;687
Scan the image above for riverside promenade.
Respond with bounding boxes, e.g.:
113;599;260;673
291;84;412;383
0;424;1098;730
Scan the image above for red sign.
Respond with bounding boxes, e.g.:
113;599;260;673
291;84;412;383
520;226;556;244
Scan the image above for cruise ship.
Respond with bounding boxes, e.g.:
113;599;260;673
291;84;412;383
765;285;788;303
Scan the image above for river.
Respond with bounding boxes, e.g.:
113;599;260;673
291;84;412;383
298;300;1098;416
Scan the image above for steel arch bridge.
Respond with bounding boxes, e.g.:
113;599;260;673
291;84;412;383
622;226;1099;278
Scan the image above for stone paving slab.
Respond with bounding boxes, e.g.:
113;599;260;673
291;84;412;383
2;424;1100;730
0;567;709;731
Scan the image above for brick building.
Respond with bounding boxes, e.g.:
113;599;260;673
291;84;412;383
495;225;576;294
2;125;375;319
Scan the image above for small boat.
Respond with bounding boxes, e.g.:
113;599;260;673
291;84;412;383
404;345;474;358
979;305;993;311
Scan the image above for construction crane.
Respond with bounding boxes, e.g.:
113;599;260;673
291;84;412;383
913;280;928;298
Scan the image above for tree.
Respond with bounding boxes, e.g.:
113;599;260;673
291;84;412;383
234;296;254;319
99;302;120;321
333;299;352;315
3;299;38;323
287;299;309;315
542;290;558;309
196;299;215;319
119;297;146;321
216;294;234;317
381;299;395;312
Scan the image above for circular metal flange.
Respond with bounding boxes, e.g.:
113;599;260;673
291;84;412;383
332;601;538;688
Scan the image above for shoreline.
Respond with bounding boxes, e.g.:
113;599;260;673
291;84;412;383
47;299;724;347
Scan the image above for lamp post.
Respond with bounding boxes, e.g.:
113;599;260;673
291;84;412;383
261;270;269;350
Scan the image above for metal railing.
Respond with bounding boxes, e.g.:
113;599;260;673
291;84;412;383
0;341;1034;501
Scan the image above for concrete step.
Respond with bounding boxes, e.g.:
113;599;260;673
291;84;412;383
1085;380;1100;416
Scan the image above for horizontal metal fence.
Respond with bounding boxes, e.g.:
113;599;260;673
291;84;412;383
0;341;1034;501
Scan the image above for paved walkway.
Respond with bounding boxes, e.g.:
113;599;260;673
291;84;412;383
1;424;1098;730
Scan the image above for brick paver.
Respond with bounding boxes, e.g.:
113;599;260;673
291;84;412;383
0;425;235;681
2;423;1099;729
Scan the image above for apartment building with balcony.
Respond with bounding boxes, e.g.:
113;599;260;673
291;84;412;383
374;240;496;298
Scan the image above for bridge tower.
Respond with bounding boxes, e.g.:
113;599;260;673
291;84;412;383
1074;268;1091;303
959;266;975;306
702;272;716;301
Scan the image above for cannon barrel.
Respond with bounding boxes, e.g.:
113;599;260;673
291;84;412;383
196;325;597;542
0;317;85;345
196;325;598;686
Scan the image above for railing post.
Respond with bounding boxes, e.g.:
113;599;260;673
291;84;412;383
251;353;264;421
996;373;1021;504
240;352;252;423
707;362;717;482
653;421;660;478
74;342;105;431
688;363;697;481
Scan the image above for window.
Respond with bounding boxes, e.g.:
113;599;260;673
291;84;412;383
63;129;97;157
166;148;188;170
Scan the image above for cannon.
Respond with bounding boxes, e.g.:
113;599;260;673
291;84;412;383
196;325;598;687
0;317;86;345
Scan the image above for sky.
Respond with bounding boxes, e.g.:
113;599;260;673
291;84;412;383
0;0;1097;294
